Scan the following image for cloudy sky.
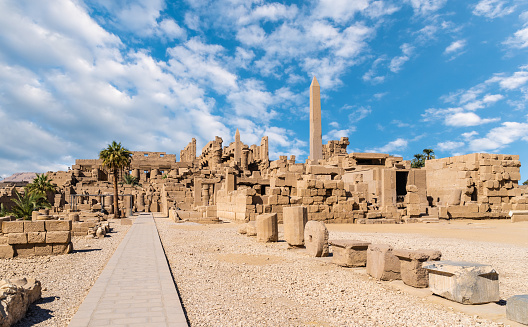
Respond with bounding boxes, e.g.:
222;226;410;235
1;0;527;180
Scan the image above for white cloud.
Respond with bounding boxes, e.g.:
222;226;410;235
241;3;298;24
488;70;528;90
323;128;354;141
347;106;372;123
462;131;479;139
504;26;528;49
368;138;408;153
437;141;464;151
404;0;447;15
363;57;387;84
314;0;369;22
444;39;467;54
483;93;505;103
473;0;516;19
469;122;528;151
445;112;500;126
157;19;187;40
329;121;340;128
391;120;411;128
364;1;400;18
389;43;414;73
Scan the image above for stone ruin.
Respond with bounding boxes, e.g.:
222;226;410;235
0;76;527;230
0;277;41;327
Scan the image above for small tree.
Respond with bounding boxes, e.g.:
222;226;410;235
523;180;528;186
99;141;132;219
122;174;139;186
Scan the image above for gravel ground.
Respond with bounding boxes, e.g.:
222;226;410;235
0;219;130;327
156;218;528;327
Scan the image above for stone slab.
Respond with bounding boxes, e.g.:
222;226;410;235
506;295;528;325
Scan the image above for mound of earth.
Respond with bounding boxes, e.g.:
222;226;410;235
1;172;37;183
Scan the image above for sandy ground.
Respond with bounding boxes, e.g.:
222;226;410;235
157;218;528;327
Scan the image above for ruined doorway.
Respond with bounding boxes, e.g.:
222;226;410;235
396;171;408;202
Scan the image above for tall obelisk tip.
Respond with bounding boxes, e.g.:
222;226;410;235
311;76;319;87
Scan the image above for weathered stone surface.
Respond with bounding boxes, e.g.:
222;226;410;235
246;221;257;236
7;233;27;245
46;231;71;244
506;295;528;325
394;249;441;288
366;244;401;281
256;213;278;243
330;240;371;267
0;277;42;327
13;244;35;257
509;210;528;223
0;245;15;259
95;227;106;239
424;260;499;304
34;244;53;256
283;206;307;247
23;221;45;233
2;221;23;234
304;220;329;257
27;232;46;244
45;220;72;231
52;242;73;255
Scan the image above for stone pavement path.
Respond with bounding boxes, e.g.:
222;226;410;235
68;213;188;327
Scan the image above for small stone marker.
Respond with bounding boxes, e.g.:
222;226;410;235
256;213;278;243
393;249;441;288
238;223;247;234
246;221;257;236
366;244;401;281
304;220;329;257
506;295;528;325
329;240;371;267
424;260;500;304
508;210;528;223
283;206;307;247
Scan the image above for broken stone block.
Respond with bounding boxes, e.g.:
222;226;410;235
0;277;42;327
506;295;528;325
304;220;329;257
283;206;308;247
424;260;500;304
394;249;441;288
330;240;371;267
0;245;15;259
45;231;71;244
366;244;401;281
246;221;257;236
256;213;278;243
509;210;528;223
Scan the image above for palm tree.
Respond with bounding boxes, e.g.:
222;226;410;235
99;141;132;218
26;173;57;202
10;189;50;220
122;174;139;186
422;148;435;160
411;153;425;168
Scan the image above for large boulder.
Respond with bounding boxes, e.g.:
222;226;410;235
0;277;42;327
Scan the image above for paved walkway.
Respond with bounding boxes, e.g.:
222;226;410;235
69;214;188;327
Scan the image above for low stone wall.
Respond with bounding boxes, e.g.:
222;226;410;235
0;220;73;258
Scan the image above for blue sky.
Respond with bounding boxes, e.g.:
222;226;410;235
0;0;527;180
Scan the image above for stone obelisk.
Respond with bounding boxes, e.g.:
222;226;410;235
234;128;241;165
310;76;323;162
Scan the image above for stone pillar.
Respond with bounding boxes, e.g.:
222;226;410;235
131;169;140;179
137;193;145;212
256;213;278;242
194;178;202;207
283;206;307;247
309;76;322;162
226;171;236;192
304;220;329;257
235;128;241;165
241;149;249;170
151;169;159;177
202;184;210;206
124;195;132;217
260;136;269;163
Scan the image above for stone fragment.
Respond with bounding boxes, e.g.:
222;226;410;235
304;220;329;257
506;295;528;325
366;244;401;281
95;227;105;238
283;206;308;247
27;232;46;244
7;233;27;245
256;213;278;243
0;245;15;259
246;221;257;236
52;242;73;254
34;244;53;256
424;260;500;304
45;220;72;231
394;249;441;288
330;240;371;267
238;223;247;234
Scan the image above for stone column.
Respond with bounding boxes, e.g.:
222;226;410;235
241;149;249;170
309;76;322;162
256;213;278;242
235;128;241;165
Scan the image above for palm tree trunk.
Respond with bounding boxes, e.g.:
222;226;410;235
113;167;119;219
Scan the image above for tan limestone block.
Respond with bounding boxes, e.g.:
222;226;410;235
24;221;45;233
52;242;73;255
304;220;329;257
366;244;401;281
0;235;7;245
46;231;71;244
283;206;308;247
256;213;278;243
8;233;27;245
45;220;72;231
34;244;53;256
0;244;15;258
2;221;24;233
27;232;46;244
14;244;35;257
